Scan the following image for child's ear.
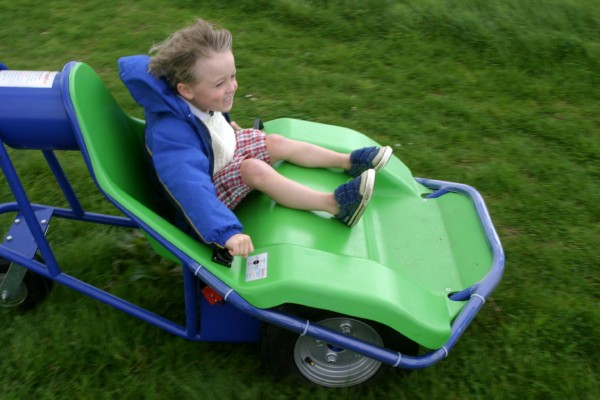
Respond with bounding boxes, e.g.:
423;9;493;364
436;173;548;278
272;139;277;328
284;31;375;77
177;82;194;100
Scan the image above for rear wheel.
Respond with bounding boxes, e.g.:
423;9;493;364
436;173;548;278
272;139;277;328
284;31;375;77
0;257;53;311
260;306;419;387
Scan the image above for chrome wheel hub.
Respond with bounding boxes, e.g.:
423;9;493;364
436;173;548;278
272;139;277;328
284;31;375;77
294;317;383;387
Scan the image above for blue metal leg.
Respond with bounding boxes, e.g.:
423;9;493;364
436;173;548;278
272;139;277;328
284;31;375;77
0;207;53;300
42;150;85;217
0;143;61;276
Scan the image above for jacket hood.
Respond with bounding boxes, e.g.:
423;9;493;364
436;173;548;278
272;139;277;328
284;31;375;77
118;55;187;117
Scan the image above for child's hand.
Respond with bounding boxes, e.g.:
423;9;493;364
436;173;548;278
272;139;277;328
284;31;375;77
231;121;242;132
225;233;254;257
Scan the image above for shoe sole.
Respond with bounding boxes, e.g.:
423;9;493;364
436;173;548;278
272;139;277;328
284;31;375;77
347;169;375;227
373;146;393;172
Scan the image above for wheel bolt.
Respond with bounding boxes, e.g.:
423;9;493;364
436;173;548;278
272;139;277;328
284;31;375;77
326;352;338;364
340;322;352;334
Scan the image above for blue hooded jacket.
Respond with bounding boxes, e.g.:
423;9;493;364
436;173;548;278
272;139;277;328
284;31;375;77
118;55;243;248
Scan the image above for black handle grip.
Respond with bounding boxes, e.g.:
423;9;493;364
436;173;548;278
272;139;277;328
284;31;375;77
253;118;264;130
212;248;233;267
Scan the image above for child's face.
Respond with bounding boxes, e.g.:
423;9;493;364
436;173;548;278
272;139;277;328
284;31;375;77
177;50;238;113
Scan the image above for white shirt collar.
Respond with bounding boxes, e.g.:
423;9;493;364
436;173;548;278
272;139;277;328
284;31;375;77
180;97;213;123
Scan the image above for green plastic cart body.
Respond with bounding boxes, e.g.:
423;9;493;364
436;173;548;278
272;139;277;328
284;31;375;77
69;62;493;349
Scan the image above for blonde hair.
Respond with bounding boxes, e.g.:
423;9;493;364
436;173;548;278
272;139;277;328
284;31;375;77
148;18;232;89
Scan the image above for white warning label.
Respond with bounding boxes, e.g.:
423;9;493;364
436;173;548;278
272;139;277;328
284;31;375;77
0;70;57;88
245;253;268;282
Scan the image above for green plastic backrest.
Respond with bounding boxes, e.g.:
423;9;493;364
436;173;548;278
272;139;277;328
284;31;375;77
67;62;197;263
68;63;154;208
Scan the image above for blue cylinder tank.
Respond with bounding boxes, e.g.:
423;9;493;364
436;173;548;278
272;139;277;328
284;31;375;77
0;64;78;150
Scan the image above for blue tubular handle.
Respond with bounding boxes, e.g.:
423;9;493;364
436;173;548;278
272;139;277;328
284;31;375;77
415;178;505;302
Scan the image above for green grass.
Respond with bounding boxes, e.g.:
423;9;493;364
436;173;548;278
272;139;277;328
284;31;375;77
1;0;598;398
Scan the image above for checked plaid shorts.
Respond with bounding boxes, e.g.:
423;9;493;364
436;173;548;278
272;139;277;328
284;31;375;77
213;128;270;210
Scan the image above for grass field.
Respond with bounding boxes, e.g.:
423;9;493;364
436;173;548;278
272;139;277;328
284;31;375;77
0;0;598;399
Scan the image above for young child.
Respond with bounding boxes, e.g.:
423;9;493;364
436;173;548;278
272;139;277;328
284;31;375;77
119;18;392;258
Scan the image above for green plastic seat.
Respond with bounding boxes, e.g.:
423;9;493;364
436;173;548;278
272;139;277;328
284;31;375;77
68;62;493;349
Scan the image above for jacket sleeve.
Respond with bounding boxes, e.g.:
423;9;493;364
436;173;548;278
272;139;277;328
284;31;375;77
148;115;243;248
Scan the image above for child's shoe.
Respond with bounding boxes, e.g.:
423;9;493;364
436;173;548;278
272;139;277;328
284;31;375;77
345;146;393;177
334;169;375;227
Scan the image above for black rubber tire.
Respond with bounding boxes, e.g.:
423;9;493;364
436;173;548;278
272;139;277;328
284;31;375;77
0;257;53;311
260;305;419;388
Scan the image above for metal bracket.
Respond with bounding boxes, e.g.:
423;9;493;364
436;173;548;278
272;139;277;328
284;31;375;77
0;207;53;301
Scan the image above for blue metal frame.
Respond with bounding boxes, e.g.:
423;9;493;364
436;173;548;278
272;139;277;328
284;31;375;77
0;61;504;368
0;139;504;369
0;141;260;342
